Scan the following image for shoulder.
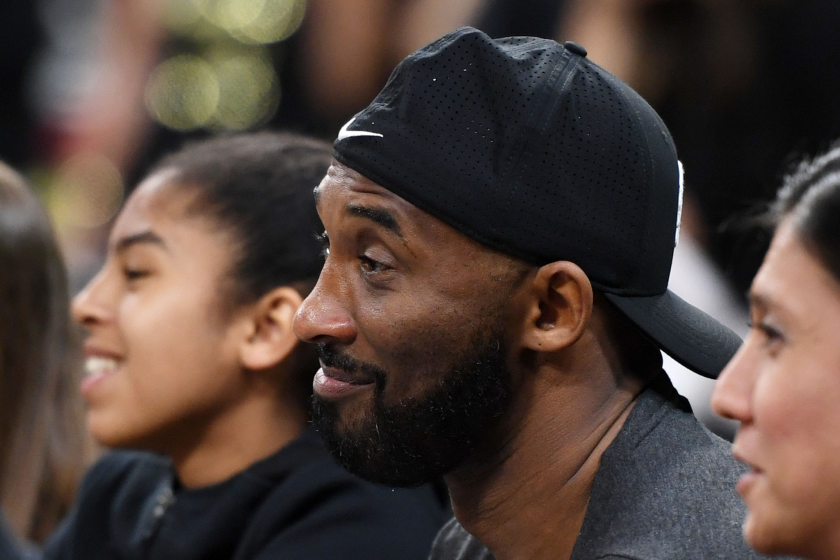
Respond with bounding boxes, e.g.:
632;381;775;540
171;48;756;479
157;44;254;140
429;518;494;560
43;451;170;558
571;385;768;560
71;451;171;516
81;450;169;490
235;430;450;560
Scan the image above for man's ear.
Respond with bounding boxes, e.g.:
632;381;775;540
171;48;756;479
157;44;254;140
520;261;593;352
239;286;303;371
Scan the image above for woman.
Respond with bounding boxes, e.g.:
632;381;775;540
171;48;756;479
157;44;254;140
712;145;840;560
43;132;448;560
0;163;93;544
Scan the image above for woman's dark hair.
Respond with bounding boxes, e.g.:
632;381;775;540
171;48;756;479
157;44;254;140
151;132;332;306
772;144;840;284
0;163;94;542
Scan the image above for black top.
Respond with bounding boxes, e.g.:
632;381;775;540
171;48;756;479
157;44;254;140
43;428;449;560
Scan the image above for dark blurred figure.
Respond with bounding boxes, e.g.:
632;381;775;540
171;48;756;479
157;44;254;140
476;0;840;295
0;162;94;544
0;1;44;167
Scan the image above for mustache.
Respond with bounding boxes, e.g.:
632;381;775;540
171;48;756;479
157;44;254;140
314;343;388;385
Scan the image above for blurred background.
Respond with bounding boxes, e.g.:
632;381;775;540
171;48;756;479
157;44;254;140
2;1;840;534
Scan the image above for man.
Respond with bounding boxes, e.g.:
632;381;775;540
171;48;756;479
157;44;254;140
293;28;771;559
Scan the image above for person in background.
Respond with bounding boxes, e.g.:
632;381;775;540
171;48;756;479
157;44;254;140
712;145;840;560
42;132;448;560
0;162;94;547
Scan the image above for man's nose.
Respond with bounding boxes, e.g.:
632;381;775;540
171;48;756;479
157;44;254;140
293;274;357;346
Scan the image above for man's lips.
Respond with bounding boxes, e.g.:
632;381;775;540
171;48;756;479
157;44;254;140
314;365;375;400
320;364;375;385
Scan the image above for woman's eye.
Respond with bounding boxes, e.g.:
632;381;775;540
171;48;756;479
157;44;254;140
760;322;783;342
747;317;784;354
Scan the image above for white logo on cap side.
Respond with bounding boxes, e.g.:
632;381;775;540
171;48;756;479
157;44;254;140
674;160;685;247
336;117;383;141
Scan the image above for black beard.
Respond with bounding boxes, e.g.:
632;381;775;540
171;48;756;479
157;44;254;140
310;328;513;487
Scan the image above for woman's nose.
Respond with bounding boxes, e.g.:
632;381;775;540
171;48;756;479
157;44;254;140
711;343;755;424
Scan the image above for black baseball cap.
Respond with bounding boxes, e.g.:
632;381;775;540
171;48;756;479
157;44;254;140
332;27;741;379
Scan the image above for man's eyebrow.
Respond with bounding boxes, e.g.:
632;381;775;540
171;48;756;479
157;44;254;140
346;203;404;239
113;230;167;253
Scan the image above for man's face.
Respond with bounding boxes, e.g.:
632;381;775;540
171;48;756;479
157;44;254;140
293;163;526;486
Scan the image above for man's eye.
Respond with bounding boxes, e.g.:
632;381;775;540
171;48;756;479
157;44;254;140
359;256;386;274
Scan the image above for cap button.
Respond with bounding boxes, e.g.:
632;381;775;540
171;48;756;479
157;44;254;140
564;41;587;57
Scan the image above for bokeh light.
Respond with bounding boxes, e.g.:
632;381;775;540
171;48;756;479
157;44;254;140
146;47;280;132
49;153;124;229
145;55;220;130
193;0;306;44
210;50;280;129
148;0;305;132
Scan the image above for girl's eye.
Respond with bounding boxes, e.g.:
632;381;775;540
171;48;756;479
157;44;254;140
123;268;149;281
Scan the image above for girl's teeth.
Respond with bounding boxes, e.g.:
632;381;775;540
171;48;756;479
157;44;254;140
85;356;119;376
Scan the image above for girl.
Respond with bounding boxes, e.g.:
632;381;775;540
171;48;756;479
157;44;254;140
45;133;448;560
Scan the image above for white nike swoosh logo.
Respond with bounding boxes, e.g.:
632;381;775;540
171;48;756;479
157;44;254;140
336;117;383;141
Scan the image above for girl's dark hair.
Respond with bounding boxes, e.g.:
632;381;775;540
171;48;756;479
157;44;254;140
773;144;840;283
151;132;332;306
0;163;94;542
150;132;332;403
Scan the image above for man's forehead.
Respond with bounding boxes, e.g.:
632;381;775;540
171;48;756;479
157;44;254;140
315;161;502;259
316;161;413;210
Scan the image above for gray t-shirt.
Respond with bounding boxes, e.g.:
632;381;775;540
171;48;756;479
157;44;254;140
430;374;786;560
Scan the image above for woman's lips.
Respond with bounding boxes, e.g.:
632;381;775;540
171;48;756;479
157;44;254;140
733;448;763;497
313;366;375;400
80;355;121;397
736;467;763;497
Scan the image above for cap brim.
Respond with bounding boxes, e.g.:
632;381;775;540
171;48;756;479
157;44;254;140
603;289;742;379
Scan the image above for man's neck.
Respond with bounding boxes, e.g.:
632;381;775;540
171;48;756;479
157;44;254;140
445;372;645;560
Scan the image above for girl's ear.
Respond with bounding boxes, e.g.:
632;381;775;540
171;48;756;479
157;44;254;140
519;261;593;353
239;286;304;371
